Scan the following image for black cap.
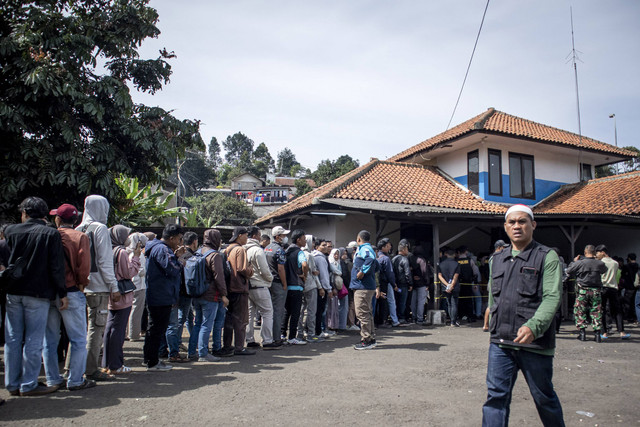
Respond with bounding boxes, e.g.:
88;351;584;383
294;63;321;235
494;240;507;249
229;226;248;243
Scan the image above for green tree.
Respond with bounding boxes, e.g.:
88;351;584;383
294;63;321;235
223;132;254;169
277;147;300;176
251;142;274;179
112;176;180;227
311;155;359;186
619;146;640;173
168;150;216;201
294;179;313;198
0;0;203;218
208;136;223;170
186;193;257;226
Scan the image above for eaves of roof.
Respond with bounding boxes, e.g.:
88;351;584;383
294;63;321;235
390;108;637;163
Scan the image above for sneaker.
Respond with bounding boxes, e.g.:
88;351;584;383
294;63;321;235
67;379;97;391
234;348;257;356
391;322;401;327
324;330;336;336
147;361;173;371
354;340;376;350
262;342;282;350
198;354;222;362
621;333;631;340
348;325;361;331
454;322;460;327
305;335;325;343
188;354;199;362
213;347;235;357
287;338;307;345
247;342;261;348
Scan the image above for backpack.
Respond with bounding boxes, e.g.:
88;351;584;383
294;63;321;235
184;248;215;297
80;222;99;273
220;251;232;288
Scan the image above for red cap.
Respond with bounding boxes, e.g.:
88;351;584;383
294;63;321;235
50;204;79;221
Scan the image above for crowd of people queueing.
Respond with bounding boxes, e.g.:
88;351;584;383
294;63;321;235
0;194;448;399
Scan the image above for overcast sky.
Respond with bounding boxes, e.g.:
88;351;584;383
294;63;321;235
132;1;640;170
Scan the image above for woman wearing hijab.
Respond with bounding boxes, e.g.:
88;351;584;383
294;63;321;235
103;225;141;374
127;232;148;342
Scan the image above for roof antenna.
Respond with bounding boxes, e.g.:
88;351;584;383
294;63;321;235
567;7;584;180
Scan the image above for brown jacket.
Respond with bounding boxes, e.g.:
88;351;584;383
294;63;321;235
201;229;227;302
58;226;91;290
226;243;253;294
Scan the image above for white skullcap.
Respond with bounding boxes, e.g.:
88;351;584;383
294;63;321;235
505;204;534;220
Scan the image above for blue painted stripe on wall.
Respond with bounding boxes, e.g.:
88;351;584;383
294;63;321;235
454;173;567;205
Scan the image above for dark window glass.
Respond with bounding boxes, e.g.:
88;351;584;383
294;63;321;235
581;163;592;181
509;153;535;199
488;149;502;196
467;150;479;194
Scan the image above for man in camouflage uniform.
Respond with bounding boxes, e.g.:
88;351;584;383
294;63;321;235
566;245;607;342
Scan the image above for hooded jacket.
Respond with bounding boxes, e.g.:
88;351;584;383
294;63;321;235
145;238;182;306
244;238;273;288
302;235;321;292
312;249;331;291
127;232;148;291
201;229;227;302
76;195;118;294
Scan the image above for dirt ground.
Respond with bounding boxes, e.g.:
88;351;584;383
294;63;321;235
0;320;638;426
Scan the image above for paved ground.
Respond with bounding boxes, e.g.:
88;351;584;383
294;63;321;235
0;321;639;426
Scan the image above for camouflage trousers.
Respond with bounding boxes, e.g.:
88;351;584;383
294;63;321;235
574;286;602;331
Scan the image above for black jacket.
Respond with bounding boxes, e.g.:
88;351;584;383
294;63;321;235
4;219;66;300
566;257;607;288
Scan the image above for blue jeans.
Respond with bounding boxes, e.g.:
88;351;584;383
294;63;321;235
386;284;399;324
190;299;223;357
395;287;409;321
483;343;565;427
166;296;192;356
211;301;227;352
411;287;428;322
444;290;460;323
5;294;50;393
43;292;88;388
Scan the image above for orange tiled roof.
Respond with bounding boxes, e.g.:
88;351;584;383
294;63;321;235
535;171;640;216
256;160;506;224
390;108;636;162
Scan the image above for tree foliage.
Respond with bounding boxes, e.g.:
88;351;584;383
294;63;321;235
276;147;300;177
208;136;223;170
111;176;179;227
223;132;254;169
0;0;203;218
311;155;359;186
294;179;313;198
186;193;257;226
596;146;640;178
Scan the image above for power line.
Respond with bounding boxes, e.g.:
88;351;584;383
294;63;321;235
446;0;491;130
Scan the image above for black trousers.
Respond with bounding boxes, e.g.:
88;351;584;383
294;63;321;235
602;287;624;332
283;290;303;340
143;305;172;368
315;291;328;336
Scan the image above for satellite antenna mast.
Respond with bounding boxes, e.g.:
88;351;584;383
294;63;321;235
568;7;584;180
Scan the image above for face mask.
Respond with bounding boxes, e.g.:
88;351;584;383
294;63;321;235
281;236;289;245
